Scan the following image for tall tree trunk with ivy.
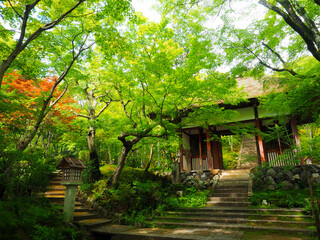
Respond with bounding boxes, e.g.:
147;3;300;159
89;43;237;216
144;144;154;173
86;125;100;182
73;87;112;183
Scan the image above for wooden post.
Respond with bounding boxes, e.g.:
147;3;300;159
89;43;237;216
291;116;303;165
199;128;202;166
212;140;220;169
206;130;213;169
255;135;261;165
254;105;267;163
179;133;184;171
211;127;221;169
218;141;223;169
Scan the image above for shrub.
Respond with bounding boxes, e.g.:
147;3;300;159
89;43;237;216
251;188;320;211
161;187;210;210
0;197;92;240
81;166;210;227
0;149;54;199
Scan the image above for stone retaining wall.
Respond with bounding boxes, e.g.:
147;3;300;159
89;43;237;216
252;164;320;190
180;170;220;190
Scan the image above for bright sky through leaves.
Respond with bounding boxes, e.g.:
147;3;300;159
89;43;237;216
132;0;161;22
131;0;266;28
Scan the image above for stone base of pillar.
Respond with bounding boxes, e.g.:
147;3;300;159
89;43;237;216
172;161;181;184
62;184;78;223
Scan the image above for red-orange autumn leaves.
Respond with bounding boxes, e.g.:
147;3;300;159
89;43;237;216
2;71;78;128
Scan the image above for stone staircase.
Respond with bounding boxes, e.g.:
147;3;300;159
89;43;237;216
45;172;113;228
154;169;316;236
207;169;251;207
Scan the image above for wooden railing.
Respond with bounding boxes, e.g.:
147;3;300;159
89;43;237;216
268;150;299;167
191;157;208;170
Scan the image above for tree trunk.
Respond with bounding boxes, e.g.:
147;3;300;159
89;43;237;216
316;199;320;240
43;132;52;157
0;49;20;90
31;132;42;153
87;126;100;182
144;144;153;173
0;0;85;90
107;146;112;164
259;0;320;62
17;120;44;151
107;145;132;188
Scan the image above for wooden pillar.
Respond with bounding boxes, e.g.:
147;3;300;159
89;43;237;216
212;140;220;169
211;127;222;169
254;105;267;163
179;133;184;171
255;135;261;165
206;130;213;169
291;116;303;165
198;128;202;166
218;141;223;169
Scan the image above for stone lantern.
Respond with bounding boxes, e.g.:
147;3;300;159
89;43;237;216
58;157;86;223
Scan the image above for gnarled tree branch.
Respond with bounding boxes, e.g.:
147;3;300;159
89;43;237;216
259;0;320;61
0;0;85;89
261;42;297;76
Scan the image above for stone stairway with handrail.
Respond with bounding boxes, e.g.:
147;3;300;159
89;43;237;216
45;172;113;228
154;169;316;236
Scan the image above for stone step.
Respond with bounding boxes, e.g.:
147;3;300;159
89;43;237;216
220;178;249;182
219;178;249;182
219;176;249;180
47;181;63;185
216;185;248;190
216;184;248;188
180;207;306;215
50;174;62;180
46;185;66;190
218;181;249;184
46;173;114;231
209;197;249;202
157;216;314;226
221;169;249;173
153;221;315;235
76;218;113;228
164;211;313;220
49;199;82;206
45;195;67;198
74;207;91;212
215;185;248;190
45;193;79;198
221;174;249;178
220;174;249;177
213;193;248;197
74;212;99;221
221;174;249;176
214;188;248;193
220;174;250;179
92;226;244;240
75;202;84;206
45;190;66;195
206;201;250;207
57;206;92;213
